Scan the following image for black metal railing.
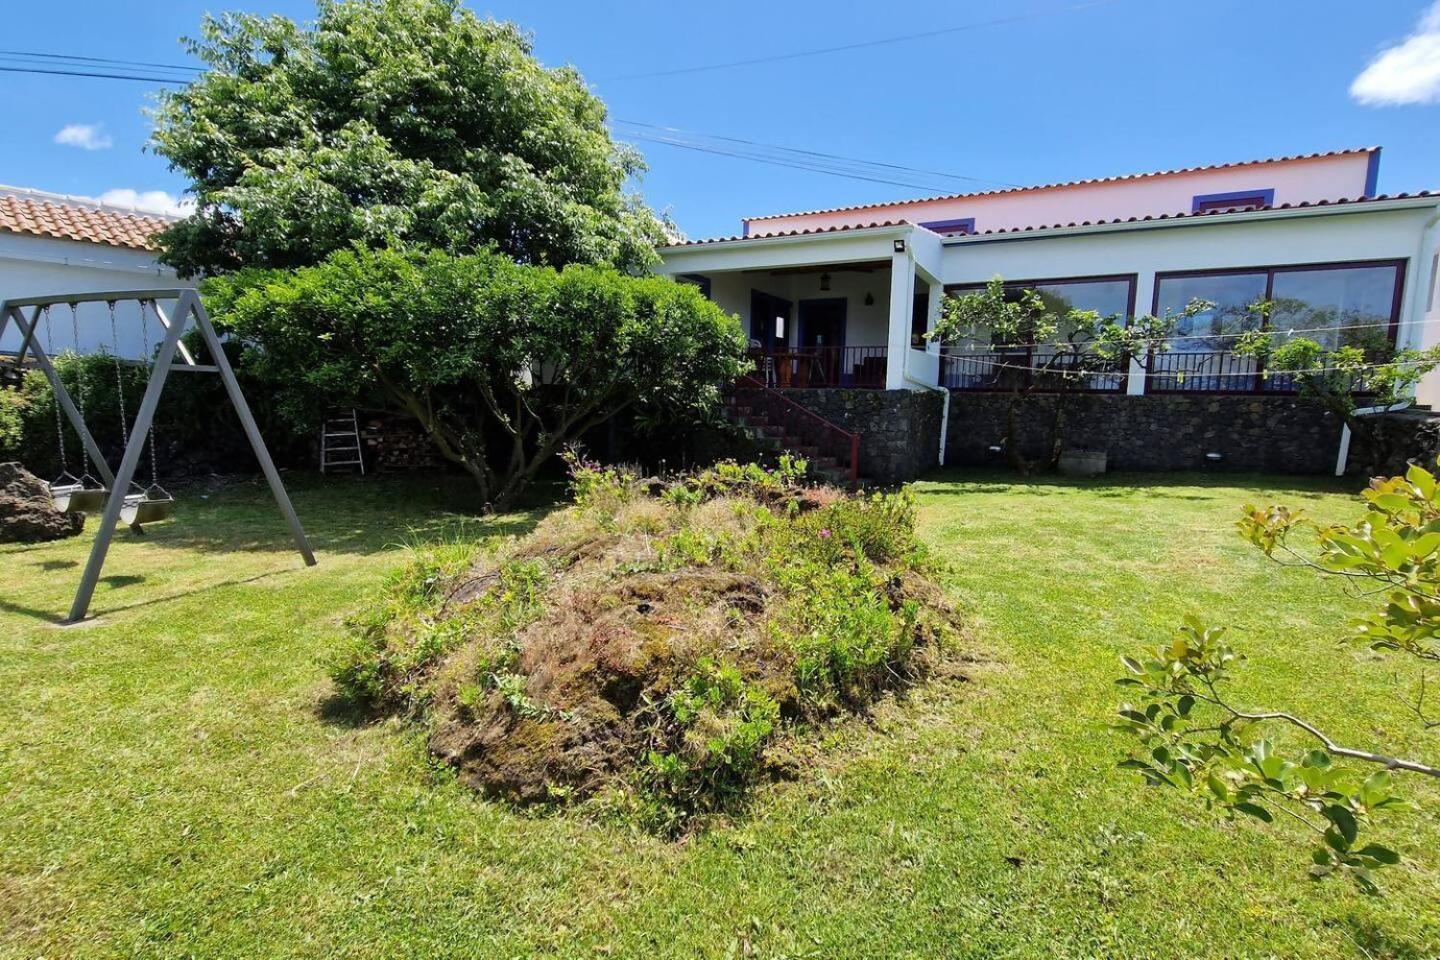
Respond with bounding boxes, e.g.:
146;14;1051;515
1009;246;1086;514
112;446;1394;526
750;346;888;389
939;348;1127;393
1145;351;1300;394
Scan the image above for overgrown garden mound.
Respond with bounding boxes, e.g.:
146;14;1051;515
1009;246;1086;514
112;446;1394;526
331;457;963;831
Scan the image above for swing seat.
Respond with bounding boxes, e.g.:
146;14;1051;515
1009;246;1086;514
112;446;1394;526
48;475;109;515
120;490;176;526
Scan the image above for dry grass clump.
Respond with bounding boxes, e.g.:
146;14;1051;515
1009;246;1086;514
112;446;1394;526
330;456;963;832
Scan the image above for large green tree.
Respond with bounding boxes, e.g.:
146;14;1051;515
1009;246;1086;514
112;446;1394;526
205;247;746;507
151;0;668;277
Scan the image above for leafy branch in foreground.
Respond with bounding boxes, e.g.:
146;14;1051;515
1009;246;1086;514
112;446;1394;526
1117;461;1440;893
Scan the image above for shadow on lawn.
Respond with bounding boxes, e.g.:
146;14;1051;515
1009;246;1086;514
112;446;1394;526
915;468;1363;502
98;473;554;559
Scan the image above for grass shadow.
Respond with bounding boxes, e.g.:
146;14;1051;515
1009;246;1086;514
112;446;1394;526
0;597;67;625
315;690;381;730
1338;916;1430;960
106;473;555;559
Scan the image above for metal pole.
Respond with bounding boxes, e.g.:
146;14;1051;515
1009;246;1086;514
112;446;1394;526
13;305;41;365
148;298;199;367
6;305;117;487
186;293;316;567
66;298;189;623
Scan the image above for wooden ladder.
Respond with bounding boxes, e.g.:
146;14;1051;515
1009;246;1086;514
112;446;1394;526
320;410;365;474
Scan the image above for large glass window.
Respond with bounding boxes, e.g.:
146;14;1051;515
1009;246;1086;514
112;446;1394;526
1154;261;1405;354
1154;272;1268;352
943;275;1135;348
1269;264;1402;352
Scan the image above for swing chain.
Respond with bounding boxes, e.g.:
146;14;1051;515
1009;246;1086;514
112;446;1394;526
42;305;69;475
68;302;91;476
140;300;160;488
108;300;130;455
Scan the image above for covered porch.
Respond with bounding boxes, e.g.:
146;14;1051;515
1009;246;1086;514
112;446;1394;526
658;224;945;391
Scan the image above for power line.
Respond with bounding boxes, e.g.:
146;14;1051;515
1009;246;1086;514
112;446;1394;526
621;130;962;193
0;65;185;84
0;49;200;73
941;348;1440;380
939;315;1437;352
620;130;951;190
601;0;1120;81
614;119;1019;189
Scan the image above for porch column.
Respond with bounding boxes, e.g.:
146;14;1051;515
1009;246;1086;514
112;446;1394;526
886;250;916;390
1127;272;1155;396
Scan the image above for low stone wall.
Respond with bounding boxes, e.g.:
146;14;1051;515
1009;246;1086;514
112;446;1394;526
776;389;944;485
944;392;1347;474
1349;408;1440;478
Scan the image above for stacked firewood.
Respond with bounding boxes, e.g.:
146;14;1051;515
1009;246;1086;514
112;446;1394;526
357;414;439;472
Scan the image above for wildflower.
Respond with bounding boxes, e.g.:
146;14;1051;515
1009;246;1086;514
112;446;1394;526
819;528;832;539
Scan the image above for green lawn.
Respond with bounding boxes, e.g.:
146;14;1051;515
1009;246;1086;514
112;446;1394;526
3;471;1437;959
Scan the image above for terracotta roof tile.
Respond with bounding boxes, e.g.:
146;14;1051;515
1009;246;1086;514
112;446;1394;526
743;147;1380;224
0;187;177;251
669;193;1438;249
958;191;1439;237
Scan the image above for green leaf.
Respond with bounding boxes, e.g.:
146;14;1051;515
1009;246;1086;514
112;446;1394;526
1233;801;1273;823
1354;844;1400;865
1357;770;1393;808
1323;805;1358;844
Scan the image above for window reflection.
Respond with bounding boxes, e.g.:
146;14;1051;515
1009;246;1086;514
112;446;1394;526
1154;273;1267;352
944;277;1134;349
1270;265;1399;352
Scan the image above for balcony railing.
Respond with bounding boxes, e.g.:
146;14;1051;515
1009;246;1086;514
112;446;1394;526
1145;351;1300;394
939;348;1126;393
750;346;888;389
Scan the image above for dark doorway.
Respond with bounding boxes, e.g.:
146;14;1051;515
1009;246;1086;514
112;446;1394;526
749;290;792;353
799;298;847;386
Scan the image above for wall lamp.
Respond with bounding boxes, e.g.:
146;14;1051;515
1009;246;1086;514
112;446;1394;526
893;238;907;253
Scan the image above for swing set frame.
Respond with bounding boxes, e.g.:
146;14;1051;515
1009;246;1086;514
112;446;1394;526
0;288;316;623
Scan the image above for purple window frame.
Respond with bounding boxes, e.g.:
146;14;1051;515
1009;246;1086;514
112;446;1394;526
919;217;976;236
1191;189;1275;213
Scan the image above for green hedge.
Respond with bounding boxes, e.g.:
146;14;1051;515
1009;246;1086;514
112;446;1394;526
0;348;309;481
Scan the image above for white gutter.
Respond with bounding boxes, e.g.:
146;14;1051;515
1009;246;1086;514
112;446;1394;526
1334;401;1412;477
902;365;949;467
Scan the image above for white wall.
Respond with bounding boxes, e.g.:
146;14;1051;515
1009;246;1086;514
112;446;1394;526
0;233;191;360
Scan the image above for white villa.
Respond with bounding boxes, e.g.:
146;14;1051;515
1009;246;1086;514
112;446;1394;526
657;147;1440;404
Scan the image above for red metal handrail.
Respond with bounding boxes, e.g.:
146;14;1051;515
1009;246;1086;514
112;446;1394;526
734;374;861;489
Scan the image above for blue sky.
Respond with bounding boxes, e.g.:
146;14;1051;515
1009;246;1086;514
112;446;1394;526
2;0;1438;240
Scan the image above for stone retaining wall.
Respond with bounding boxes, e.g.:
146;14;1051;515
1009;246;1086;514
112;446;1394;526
943;392;1346;474
776;389;944;485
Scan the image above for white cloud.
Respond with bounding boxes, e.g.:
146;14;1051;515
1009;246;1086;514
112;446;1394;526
97;189;194;217
54;123;114;151
1351;2;1440;106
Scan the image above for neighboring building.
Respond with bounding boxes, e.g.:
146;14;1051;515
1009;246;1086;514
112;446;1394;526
0;186;192;359
658;148;1440;480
